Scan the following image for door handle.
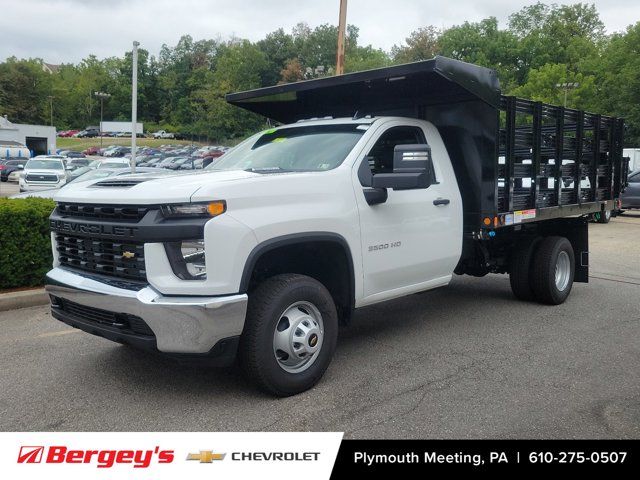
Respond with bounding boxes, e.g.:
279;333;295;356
433;198;450;206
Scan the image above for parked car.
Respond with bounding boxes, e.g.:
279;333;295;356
19;156;67;192
65;158;91;170
152;130;175;139
0;159;27;182
58;130;80;138
76;129;99;138
82;146;102;156
104;146;131;157
138;157;163;167
165;157;194;170
97;158;131;169
620;170;640;211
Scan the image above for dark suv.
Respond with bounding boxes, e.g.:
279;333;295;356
0;158;28;182
77;129;99;138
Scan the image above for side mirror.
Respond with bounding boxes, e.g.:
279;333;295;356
372;144;435;190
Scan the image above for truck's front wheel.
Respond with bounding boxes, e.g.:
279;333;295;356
531;236;575;305
239;274;338;396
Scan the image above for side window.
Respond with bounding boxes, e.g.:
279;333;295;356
366;126;426;175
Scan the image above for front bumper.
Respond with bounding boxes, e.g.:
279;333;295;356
20;180;64;191
45;267;248;360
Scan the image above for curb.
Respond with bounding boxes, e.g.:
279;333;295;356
0;288;49;312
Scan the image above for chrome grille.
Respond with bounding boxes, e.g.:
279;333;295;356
26;174;58;182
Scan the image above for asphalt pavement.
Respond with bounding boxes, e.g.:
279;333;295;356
0;182;19;198
1;214;639;438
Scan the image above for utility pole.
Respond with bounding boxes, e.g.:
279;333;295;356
131;41;139;174
336;0;348;75
47;95;55;126
555;82;580;108
94;91;111;149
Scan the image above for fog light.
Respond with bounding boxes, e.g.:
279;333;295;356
181;240;206;278
164;240;207;280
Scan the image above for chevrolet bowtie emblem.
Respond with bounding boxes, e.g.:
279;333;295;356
122;251;136;259
186;451;226;463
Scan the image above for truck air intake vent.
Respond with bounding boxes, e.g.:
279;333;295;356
56;203;149;221
93;179;146;187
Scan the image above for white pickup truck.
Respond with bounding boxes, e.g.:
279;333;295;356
152;130;175;139
45;57;626;396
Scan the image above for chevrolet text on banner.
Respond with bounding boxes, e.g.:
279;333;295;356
2;432;343;480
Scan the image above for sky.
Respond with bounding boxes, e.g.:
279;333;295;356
1;0;638;64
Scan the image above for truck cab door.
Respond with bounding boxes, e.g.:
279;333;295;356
352;121;463;305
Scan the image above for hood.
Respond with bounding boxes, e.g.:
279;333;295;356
53;169;262;204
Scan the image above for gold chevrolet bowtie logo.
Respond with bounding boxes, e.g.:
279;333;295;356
122;251;136;259
186;451;226;463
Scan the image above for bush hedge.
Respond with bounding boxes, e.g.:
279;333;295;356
0;198;56;289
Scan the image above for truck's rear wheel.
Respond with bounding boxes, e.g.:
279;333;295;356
509;237;541;301
531;236;575;305
239;274;338;396
596;210;611;223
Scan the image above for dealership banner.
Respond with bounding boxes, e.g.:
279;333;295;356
1;432;342;479
3;434;640;477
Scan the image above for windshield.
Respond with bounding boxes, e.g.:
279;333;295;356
208;124;366;172
26;159;64;170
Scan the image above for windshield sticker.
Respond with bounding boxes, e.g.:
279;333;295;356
263;128;277;134
271;137;286;143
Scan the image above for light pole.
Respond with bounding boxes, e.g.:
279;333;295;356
131;41;139;174
555;82;580;108
335;0;348;75
94;91;111;149
47;95;55;126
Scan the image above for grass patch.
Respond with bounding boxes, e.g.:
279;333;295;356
56;137;206;151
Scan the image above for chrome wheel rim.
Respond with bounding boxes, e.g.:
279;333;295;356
273;301;324;373
555;251;571;291
605;210;611;220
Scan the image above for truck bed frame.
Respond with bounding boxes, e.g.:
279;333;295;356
227;56;626;280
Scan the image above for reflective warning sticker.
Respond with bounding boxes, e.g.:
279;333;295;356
513;209;536;223
505;213;514;226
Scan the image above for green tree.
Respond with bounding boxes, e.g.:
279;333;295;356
438;17;521;89
391;26;440;64
592;22;640;146
0;58;52;124
510;63;597;110
196;40;269;140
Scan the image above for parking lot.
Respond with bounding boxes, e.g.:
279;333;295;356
1;214;639;438
0;182;18;198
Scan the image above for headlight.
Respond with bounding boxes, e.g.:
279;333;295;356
161;201;226;218
165;239;207;280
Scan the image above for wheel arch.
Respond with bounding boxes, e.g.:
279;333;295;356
239;232;356;323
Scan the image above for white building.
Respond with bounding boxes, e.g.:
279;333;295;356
0;116;56;156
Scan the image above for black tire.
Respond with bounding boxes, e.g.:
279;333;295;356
531;236;575;305
239;274;338;396
597;210;611;223
509;236;541;301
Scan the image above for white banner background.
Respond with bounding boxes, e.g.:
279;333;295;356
0;432;343;480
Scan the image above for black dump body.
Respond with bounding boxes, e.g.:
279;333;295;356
227;56;625;239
